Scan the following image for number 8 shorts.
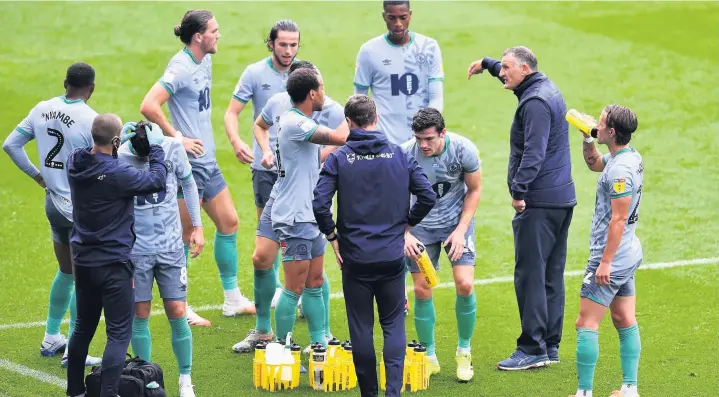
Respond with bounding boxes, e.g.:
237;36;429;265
131;250;188;303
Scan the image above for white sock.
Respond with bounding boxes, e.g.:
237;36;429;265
456;347;471;355
620;384;638;397
44;332;61;342
224;287;242;302
179;374;192;386
575;390;592;397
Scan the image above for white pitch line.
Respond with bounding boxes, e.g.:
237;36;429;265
1;256;717;331
0;256;716;390
0;359;67;388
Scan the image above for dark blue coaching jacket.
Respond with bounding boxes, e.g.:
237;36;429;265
482;58;576;208
312;128;437;265
68;145;167;268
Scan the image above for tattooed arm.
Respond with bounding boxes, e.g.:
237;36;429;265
583;139;606;173
308;125;348;146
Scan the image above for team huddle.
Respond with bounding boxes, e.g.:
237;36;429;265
3;2;645;397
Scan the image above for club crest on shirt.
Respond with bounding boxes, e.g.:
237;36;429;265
165;160;174;174
449;162;461;174
415;53;428;66
347;153;355;164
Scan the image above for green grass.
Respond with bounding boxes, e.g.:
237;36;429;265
1;1;718;396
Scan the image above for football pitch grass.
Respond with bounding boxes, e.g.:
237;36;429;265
1;1;717;396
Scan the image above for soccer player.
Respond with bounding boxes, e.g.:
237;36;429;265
402;108;482;381
140;9;255;325
354;0;444;315
353;0;444;145
570;105;643;397
2;62;102;368
119;123;204;397
224;19;300;307
273;68;346;348
231;61;347;353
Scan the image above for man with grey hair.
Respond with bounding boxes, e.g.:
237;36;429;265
467;46;576;370
66;114;167;397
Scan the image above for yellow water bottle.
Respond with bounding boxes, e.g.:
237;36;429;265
291;343;301;388
404;340;417;390
566;109;597;136
341;341;356;390
253;341;267;389
312;345;326;391
416;244;440;288
413;344;427;391
308;342;320;389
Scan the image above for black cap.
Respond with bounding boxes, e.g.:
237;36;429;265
291;344;301;351
414;345;426;353
256;342;267;349
328;338;340;345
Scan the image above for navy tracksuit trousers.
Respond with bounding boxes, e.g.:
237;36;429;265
342;257;405;397
67;261;135;397
512;207;574;356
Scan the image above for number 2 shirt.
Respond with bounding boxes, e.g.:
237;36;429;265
15;95;97;220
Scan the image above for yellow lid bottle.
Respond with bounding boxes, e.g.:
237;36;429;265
565;109;597;136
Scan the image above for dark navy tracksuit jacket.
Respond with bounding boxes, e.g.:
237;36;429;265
313;128;436;397
483;57;577;357
66;145;167;397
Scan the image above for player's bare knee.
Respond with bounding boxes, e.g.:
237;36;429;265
135;302;152;318
305;271;324;289
252;249;274;270
163;300;186;319
610;311;635;329
414;282;432;300
455;278;474;296
218;212;239;235
575;313;600;331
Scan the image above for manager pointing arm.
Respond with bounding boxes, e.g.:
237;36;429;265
468;46;576;370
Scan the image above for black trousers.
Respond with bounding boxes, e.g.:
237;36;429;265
67;261;135;397
342;258;406;397
512;207;573;356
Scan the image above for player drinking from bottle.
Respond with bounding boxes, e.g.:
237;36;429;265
402;108;482;382
570;105;643;397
